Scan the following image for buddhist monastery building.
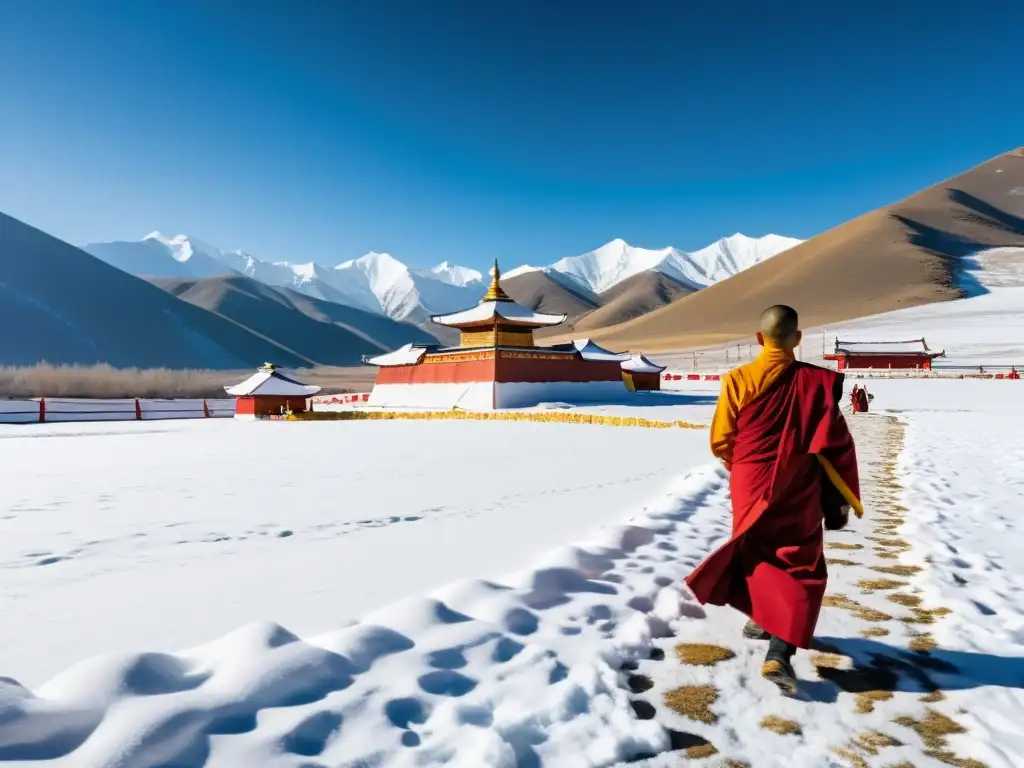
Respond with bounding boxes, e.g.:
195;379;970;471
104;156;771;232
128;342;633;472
823;338;945;371
225;363;322;419
366;263;629;410
621;353;667;391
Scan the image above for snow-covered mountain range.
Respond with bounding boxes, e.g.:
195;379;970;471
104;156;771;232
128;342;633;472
83;232;802;327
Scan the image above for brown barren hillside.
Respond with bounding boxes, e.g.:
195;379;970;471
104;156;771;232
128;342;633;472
503;270;600;317
152;274;435;365
570;271;694;332
578;147;1024;350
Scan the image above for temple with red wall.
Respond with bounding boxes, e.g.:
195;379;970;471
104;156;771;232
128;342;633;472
366;264;632;410
824;338;945;371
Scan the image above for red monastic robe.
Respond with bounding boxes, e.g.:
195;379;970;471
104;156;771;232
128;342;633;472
686;362;860;648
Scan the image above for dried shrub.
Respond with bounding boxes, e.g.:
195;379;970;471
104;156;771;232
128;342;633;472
760;715;802;735
674;643;735;666
664;685;718;724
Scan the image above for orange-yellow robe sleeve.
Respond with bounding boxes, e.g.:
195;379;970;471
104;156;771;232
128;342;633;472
710;371;741;466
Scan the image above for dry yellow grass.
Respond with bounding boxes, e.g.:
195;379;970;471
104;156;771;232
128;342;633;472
861;626;891;638
664;685;718;725
857;606;895;623
893;709;986;767
859;578;908;592
856;690;894;714
854;730;903;754
909;634;939;652
869;538;913;552
822;593;893;622
834;747;870;768
675;643;736;666
760;715;802;736
903;607;952;626
872;565;923;577
888;593;924;608
877;552;901;560
827;542;865;551
685;743;719;759
823;594;861;610
921;690;946;703
812;651;848;670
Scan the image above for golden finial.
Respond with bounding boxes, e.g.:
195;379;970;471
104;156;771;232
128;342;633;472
481;258;511;302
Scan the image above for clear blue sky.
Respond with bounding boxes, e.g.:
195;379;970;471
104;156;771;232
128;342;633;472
0;1;1021;271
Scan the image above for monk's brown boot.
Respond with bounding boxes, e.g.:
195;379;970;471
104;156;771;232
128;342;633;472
742;619;770;640
762;636;799;695
761;657;799;696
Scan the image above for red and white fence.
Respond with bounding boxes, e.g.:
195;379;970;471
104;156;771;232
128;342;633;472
0;398;235;425
313;393;372;405
662;368;1023;383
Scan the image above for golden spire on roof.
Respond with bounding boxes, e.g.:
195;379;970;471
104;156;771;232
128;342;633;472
481;259;511;302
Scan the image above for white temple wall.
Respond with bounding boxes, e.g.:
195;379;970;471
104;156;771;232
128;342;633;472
366;382;495;410
493;381;627;409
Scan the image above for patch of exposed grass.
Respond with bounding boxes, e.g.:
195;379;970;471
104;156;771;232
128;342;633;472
664;685;718;725
872;564;923;577
909;634;938;652
888;593;923;608
822;593;892;622
812;651;848;670
857;605;894;622
855;690;893;714
823;593;861;610
861;626;890;638
816;659;898;694
859;578;908;592
921;690;946;703
674;643;735;667
760;715;801;735
893;709;986;766
833;747;870;768
827;542;864;551
853;730;903;754
902;607;953;626
685;743;718;759
827;558;860;567
876;551;900;560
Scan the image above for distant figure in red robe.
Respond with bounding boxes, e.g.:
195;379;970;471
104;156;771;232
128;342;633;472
686;305;862;696
851;384;869;413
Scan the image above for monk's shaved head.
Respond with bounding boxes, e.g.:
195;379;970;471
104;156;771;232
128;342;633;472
759;305;800;347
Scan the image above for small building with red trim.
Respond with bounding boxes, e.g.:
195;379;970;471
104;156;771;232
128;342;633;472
225;363;322;419
621;353;667;391
823;338;945;371
366;263;630;410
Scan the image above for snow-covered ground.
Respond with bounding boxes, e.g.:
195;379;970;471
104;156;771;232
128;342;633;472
0;417;711;689
2;377;1023;766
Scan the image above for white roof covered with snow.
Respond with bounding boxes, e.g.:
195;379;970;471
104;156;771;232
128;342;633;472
365;344;429;367
621;353;666;374
431;300;567;328
833;339;944;356
224;368;321;397
571;338;630;362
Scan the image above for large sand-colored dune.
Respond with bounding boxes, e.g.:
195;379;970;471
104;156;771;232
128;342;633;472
574;147;1024;350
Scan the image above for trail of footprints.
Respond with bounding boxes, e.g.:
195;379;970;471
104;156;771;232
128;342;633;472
620;415;985;767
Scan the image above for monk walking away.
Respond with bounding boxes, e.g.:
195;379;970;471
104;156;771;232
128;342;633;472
685;305;862;696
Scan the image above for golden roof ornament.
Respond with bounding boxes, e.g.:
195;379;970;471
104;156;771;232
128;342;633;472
481;259;511;302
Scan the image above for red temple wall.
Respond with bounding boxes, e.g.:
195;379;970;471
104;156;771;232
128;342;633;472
828;354;935;371
374;351;623;385
235;396;310;416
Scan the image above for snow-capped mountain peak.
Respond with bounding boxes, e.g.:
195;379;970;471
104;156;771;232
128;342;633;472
420;261;483;287
84;231;802;331
542;234;802;295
